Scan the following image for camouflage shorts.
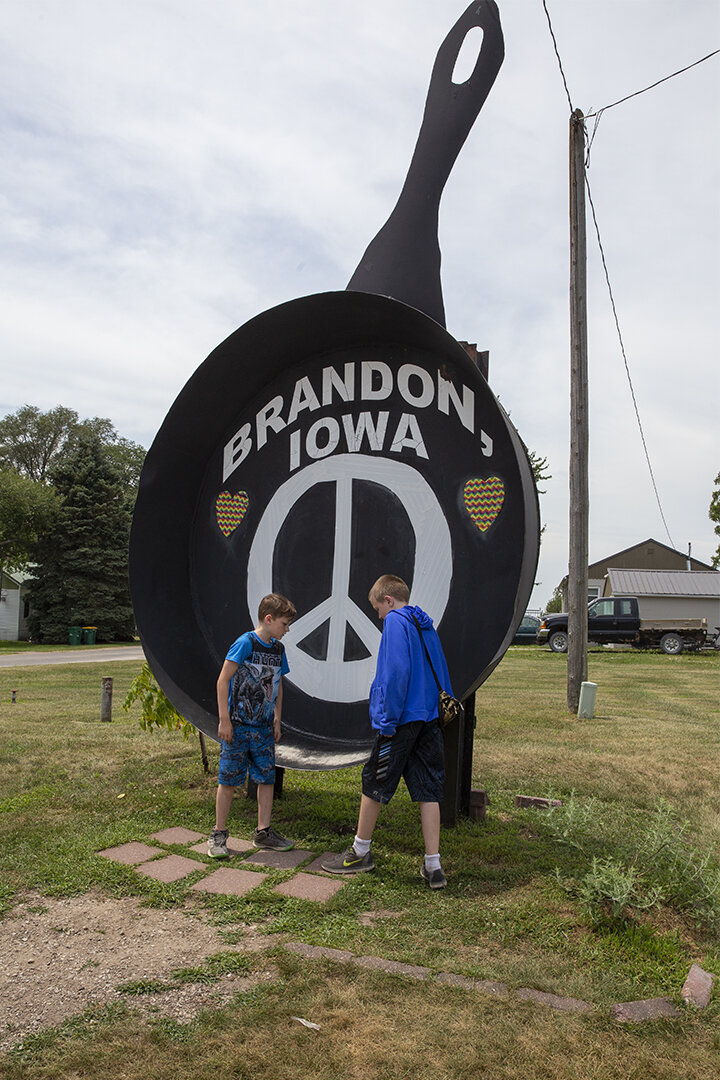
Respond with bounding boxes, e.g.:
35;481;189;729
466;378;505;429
218;723;275;787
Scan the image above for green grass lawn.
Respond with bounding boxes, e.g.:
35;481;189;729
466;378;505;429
0;648;718;1079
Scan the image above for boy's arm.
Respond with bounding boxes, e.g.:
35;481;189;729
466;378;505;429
216;660;239;742
370;617;410;736
273;678;283;743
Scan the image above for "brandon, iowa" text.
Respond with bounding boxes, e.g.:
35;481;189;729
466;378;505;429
222;360;491;481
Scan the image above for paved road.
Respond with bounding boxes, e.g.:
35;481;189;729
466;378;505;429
0;646;145;668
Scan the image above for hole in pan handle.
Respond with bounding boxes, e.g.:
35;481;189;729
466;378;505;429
347;0;505;327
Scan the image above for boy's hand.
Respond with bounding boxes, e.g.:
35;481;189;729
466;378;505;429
218;716;233;743
273;713;282;743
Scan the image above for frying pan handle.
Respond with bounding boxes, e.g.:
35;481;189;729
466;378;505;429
347;0;504;327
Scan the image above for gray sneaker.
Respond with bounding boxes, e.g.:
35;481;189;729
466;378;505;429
420;864;447;889
253;826;294;851
208;828;230;858
321;846;375;874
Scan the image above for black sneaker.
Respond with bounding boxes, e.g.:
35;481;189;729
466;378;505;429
420;864;447;889
321;847;375;874
253;826;294;851
208;828;230;858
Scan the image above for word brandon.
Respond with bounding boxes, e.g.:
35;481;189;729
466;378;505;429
222;360;491;482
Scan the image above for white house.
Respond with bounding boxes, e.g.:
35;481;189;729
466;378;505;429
0;569;32;641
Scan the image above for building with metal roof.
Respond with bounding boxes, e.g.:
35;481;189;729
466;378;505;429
603;568;720;628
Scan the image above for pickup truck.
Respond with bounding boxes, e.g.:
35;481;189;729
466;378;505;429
537;596;707;655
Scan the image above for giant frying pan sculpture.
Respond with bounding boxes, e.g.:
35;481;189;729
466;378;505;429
130;1;539;769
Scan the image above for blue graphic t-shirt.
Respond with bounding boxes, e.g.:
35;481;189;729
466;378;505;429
226;631;289;728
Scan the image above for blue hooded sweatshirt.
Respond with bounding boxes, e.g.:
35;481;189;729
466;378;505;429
368;604;454;737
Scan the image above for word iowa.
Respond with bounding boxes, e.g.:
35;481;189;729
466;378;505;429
223;361;475;481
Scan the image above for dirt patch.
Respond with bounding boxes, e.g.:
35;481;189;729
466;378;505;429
0;891;277;1050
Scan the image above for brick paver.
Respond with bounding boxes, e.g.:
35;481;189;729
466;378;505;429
611;997;679;1023
246;848;314;870
97;842;163;865
274;873;345;903
303;852;342;873
354;956;431;980
134;854;204;883
681;964;715;1008
191;866;268;897
190;836;255;857
285;942;355;963
516;988;592;1013
150;827;205;845
515;795;562;810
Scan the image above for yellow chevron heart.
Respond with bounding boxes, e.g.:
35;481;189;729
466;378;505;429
216;490;249;537
463;477;504;532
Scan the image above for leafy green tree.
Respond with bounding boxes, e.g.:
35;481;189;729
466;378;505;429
27;434;135;642
545;585;563;613
528;450;551;494
0;469;60;570
710;470;720;569
0;404;145;488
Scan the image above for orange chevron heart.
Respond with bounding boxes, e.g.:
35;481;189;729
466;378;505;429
464;477;504;532
216;490;249;537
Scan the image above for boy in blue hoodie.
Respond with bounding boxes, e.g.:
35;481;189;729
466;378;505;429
322;574;453;888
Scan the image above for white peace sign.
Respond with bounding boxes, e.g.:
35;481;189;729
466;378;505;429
247;454;452;703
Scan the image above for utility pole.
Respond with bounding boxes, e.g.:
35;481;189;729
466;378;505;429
568;108;589;711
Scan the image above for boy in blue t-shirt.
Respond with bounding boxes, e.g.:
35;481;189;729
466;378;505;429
208;593;297;858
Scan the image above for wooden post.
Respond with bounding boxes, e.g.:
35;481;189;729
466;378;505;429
568;109;589;712
198;732;209;773
100;676;113;722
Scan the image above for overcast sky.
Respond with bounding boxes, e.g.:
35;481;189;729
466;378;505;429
2;0;718;608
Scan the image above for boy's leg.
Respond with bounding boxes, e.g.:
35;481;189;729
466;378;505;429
256;782;274;831
419;800;441;856
215;784;235;830
249;729;294;851
356;793;382;845
404;724;447;888
209;784;235;858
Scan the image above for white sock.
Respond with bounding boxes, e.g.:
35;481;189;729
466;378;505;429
353;835;371;856
424;853;441;872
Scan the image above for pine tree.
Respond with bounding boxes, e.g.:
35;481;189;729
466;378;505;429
27;434;135;642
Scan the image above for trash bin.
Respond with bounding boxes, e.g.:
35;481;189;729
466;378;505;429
68;626;83;645
82;626;98;645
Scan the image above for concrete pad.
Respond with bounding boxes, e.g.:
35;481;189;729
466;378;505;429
303;852;342;873
150;827;205;845
436;972;475;990
436;973;509;996
134;854;204;883
191;867;267;897
516;988;592;1013
285;942;355;963
681;964;715;1008
611;997;679;1023
189;836;254;857
246;848;314;869
97;842;163;865
273;873;345;903
354;956;431;980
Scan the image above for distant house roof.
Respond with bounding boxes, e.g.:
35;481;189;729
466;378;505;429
606;568;720;598
588;538;714;577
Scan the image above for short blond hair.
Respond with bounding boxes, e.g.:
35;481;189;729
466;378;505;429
258;593;296;621
368;575;410;605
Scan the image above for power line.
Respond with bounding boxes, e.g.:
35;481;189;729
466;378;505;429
540;0;679;548
584;49;719;117
541;0;574;113
583;171;676;550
